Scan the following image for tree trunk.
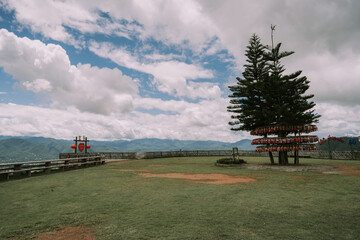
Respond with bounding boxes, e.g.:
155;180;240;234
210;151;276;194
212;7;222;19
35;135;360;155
264;133;274;165
296;153;299;165
293;132;300;165
277;131;288;165
278;152;283;165
293;150;300;165
278;151;288;165
285;151;289;165
269;151;275;165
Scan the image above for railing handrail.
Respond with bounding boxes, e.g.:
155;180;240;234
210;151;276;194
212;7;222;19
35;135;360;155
0;156;101;167
97;152;136;154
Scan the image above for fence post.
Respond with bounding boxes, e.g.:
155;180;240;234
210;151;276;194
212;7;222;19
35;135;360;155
327;140;332;159
45;162;51;173
350;143;354;160
14;164;21;177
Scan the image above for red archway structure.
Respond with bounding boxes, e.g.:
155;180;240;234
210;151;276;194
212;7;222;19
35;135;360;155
71;136;91;154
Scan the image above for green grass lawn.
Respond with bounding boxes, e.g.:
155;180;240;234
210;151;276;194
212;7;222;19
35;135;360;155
1;156;359;239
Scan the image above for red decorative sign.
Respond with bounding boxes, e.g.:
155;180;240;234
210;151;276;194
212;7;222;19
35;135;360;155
71;136;90;153
78;143;85;152
318;136;344;145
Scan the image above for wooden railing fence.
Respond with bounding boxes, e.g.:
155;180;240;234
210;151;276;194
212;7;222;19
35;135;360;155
59;152;137;159
60;150;360;160
139;150;360;160
141;150;233;159
0;155;104;181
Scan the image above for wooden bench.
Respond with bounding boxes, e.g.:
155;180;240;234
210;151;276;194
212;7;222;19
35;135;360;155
0;155;105;180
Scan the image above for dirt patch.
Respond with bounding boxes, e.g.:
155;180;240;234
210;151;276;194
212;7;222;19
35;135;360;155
293;176;307;178
35;226;96;240
173;163;212;166
114;169;150;172
137;172;257;185
332;164;360;176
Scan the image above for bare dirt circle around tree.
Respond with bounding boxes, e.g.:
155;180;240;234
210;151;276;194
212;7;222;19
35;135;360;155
138;172;257;184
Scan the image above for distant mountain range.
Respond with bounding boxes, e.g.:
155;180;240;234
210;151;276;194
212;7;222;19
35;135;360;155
0;136;254;163
2;135;357;163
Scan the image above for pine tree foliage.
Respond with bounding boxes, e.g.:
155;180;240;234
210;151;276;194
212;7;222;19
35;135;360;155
228;34;269;131
263;42;320;128
228;34;320;134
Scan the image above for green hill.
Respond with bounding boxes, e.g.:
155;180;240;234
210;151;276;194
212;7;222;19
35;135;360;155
0;138;60;163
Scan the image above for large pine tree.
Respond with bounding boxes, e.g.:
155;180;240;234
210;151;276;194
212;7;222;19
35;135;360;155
263;26;320;164
228;27;320;165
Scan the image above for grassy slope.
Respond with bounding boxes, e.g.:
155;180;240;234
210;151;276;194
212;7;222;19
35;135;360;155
0;157;359;239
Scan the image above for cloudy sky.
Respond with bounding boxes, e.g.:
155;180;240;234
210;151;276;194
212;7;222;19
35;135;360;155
0;0;359;142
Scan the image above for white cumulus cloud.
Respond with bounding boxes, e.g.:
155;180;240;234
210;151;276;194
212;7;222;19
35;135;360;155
2;0;219;50
89;41;219;99
0;102;245;142
0;29;138;115
316;103;360;138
